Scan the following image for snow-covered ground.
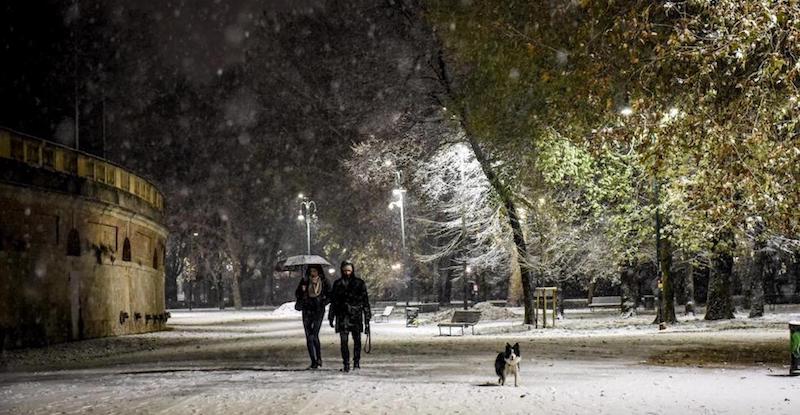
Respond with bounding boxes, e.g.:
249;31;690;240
1;306;799;414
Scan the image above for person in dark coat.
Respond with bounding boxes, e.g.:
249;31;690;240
295;264;331;369
328;260;371;372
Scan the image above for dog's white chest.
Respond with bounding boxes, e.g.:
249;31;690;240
504;362;519;374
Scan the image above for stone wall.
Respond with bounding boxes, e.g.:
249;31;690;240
1;143;168;349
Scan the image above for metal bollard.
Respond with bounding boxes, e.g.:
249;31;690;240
791;321;800;375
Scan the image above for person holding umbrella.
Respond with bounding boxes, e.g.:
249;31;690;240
329;260;371;372
295;264;331;369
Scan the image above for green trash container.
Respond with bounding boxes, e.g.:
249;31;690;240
405;307;419;327
791;321;800;375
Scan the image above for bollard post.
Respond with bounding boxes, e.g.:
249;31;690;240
791;321;800;376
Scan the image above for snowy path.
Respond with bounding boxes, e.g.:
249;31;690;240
1;363;798;415
1;309;799;414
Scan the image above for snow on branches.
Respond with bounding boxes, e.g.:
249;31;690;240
412;142;512;277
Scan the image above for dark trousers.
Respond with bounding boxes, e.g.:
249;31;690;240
302;310;324;364
339;330;362;365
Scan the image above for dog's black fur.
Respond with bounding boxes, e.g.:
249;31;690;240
494;342;521;386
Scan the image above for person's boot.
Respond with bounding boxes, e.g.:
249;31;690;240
308;361;318;370
353;361;360;369
340;363;350;373
317;357;323;368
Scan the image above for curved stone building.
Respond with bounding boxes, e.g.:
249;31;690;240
0;127;168;349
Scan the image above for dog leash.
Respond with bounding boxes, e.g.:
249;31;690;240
364;323;372;354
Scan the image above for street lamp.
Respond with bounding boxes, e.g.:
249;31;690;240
297;194;318;255
387;168;410;304
388;188;406;249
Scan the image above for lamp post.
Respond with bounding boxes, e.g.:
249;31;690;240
388;169;409;303
389;187;406;249
297;194;318;255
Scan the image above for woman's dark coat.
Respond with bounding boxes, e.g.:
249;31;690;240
294;274;332;314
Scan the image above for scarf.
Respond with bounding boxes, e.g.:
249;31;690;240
308;276;322;298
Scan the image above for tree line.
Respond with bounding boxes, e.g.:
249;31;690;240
3;1;798;322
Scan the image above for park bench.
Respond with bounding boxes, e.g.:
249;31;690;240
588;296;622;312
437;310;482;336
374;305;394;323
417;302;440;313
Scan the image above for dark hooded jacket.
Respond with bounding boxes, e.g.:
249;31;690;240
328;261;371;333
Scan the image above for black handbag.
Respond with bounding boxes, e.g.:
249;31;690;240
346;304;362;316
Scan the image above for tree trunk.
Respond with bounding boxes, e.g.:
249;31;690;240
263;236;282;307
653;281;663;324
684;262;696;316
165;237;187;306
428;36;536;324
747;223;767;318
470;139;536;323
433;259;444;306
264;268;274;306
659;238;677;324
232;256;244;310
442;268;453;306
793;253;800;295
792;253;800;294
705;229;735;320
217;279;225;310
748;249;765;318
495;190;536;324
188;280;194;311
620;264;639;317
507;242;523;306
231;274;242;310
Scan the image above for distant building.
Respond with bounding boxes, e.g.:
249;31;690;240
0;127;168;349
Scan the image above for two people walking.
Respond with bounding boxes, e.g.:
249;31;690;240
294;260;371;372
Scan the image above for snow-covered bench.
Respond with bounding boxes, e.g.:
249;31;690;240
438;310;482;336
588;296;622;312
374;305;394;323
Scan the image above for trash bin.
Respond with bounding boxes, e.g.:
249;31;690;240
405;307;419;327
791;321;800;375
643;295;655;310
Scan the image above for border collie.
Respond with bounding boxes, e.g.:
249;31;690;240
495;342;521;386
